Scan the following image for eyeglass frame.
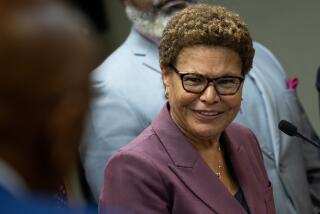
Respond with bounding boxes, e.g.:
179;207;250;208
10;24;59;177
170;65;244;96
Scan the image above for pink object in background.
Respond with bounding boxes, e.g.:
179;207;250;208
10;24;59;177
287;78;298;89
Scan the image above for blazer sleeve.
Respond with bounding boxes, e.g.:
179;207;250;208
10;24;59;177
99;150;170;214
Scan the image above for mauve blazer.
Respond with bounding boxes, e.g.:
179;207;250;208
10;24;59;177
99;104;275;214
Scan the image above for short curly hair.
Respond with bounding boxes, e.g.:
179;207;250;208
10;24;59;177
159;4;254;75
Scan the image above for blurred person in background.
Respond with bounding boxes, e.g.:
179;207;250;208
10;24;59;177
0;0;97;213
81;0;196;199
82;1;320;213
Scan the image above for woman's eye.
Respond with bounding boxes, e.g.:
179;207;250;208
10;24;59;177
218;78;237;85
184;76;203;84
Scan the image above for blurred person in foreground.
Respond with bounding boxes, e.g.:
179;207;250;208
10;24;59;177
82;1;320;213
0;0;97;213
99;4;275;214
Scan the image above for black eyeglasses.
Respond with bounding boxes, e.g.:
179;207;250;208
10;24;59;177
171;65;244;96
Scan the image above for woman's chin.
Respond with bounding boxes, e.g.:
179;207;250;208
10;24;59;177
192;126;221;140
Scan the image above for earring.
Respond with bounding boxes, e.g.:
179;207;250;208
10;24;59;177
164;88;169;99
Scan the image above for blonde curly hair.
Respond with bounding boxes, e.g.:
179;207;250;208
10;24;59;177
159;4;254;75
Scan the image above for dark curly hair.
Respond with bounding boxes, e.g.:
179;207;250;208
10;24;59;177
159;4;254;75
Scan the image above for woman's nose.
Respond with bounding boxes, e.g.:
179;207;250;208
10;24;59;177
199;83;220;104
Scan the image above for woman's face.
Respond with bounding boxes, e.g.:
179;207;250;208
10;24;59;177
163;45;243;143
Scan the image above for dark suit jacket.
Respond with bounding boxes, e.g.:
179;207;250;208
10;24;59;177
100;104;275;214
317;66;320;92
0;185;97;214
0;186;61;214
317;67;320;114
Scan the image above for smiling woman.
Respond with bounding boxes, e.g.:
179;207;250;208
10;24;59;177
99;4;275;214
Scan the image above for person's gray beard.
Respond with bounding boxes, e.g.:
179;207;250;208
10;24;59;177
125;5;173;40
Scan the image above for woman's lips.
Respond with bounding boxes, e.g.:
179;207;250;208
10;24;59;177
192;109;225;120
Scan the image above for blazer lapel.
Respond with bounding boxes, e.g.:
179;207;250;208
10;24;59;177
223;125;267;214
142;43;160;74
128;29;161;74
169;161;246;214
152;105;246;214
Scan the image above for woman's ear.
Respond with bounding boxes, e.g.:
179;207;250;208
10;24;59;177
161;65;171;88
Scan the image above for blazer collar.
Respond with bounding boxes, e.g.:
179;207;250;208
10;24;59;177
126;29;161;74
223;126;267;214
151;104;251;213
